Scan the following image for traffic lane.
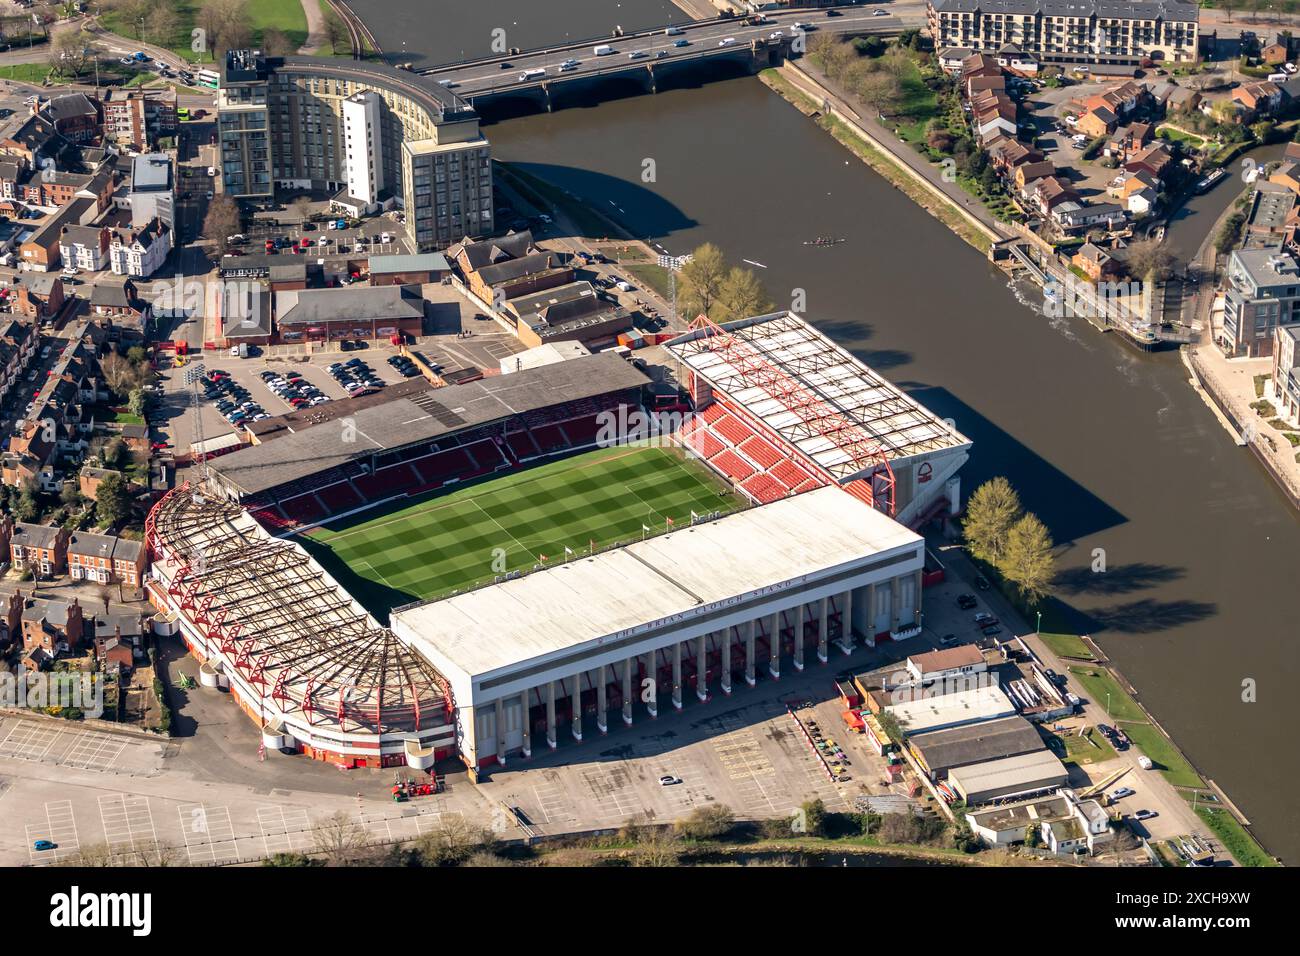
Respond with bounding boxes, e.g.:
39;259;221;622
423;7;905;80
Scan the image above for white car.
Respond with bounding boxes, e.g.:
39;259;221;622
379;232;391;244
718;37;737;47
872;8;889;15
206;166;216;177
658;775;681;787
769;31;784;40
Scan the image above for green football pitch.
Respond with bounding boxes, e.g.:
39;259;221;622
298;445;744;617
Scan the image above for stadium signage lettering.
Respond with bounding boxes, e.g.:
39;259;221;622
601;576;812;644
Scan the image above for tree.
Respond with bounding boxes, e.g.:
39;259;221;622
261;27;294;57
146;1;181;49
999;513;1056;605
676;243;728;321
290;195;313;224
100;353;139;397
674;804;735;840
128;388;148;418
310;811;369;866
799;798;827;838
630;826;680;867
204;194;242;254
15;481;40;523
48;31;88;78
324;12;349;55
413;815;493;866
962;477;1024;568
1123;237;1176;283
59;481;82;509
102;436;129;470
715;266;772;322
95;472;132;527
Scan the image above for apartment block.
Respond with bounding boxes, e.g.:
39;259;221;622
928;1;1199;68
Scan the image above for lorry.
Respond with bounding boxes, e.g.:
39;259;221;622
593;44;615;56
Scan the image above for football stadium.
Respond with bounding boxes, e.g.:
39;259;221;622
145;315;971;772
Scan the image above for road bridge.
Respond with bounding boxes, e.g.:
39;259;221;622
410;8;916;112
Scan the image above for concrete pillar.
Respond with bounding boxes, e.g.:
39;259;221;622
768;610;781;680
721;628;733;695
520;690;531;758
644;651;658;718
745;619;756;686
672;641;683;710
571;674;582;742
696;632;708;702
793;603;805;671
495;698;506;766
596;666;608;734
545;681;557;750
890;576;902;632
622;657;634;726
913;568;924;626
866;582;877;644
818;596;829;663
837;588;854;655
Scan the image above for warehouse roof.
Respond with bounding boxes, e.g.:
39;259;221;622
368;252;450;274
908;716;1046;774
885;685;1017;735
275;284;423;327
908;644;985;675
948;750;1070;801
396;485;924;684
207;352;649;495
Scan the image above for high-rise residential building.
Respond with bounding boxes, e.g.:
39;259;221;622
218;50;493;251
927;1;1200;68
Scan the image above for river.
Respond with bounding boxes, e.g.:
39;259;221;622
359;4;1300;862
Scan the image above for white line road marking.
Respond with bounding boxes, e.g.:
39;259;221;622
177;804;238;864
98;794;156;850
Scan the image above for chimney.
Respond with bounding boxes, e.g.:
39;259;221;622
66;599;83;651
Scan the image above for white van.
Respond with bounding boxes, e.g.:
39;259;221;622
593;44;614;56
718;37;737;47
518;68;546;81
1269;72;1289;83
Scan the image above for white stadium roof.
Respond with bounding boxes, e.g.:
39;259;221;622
394;485;922;684
666;312;971;480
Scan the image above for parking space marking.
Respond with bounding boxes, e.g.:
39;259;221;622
98;794;157;850
27;800;80;864
256;806;313;856
62;733;128;772
177;804;238;864
0;722;63;760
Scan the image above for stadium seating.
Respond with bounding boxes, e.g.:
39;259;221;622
711;450;755;482
317;481;365;515
281;494;326;526
739;435;784;470
740;472;785;504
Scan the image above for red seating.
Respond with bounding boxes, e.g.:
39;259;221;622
771;459;810;489
281;494;325;525
505;430;539;460
531;423;569;452
741;472;785;504
698;403;728;424
711;450;754;482
740;436;783;470
682;426;724;459
713;414;752;447
317;481;364;514
562;414;603;447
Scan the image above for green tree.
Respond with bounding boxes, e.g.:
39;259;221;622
962;477;1023;567
999;513;1056;605
59;482;82;509
799;798;827;838
676;243;728;321
128;388;147;418
715;266;773;322
15;481;40;523
95;473;132;527
102;436;128;470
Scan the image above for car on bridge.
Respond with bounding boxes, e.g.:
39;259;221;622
673;39;690;48
872;8;890;15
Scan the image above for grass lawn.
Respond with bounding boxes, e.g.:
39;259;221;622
1049;726;1117;767
300;445;744;616
1037;632;1094;660
1118;722;1204;789
103;0;312;63
1193;805;1278;867
1067;666;1146;722
623;263;671;299
890;58;942;145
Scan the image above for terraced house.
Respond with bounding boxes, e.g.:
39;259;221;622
928;0;1200;69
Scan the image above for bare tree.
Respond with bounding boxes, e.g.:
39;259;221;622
261;27;294;57
146;1;181;49
324;13;349;55
310;811;369;866
204;194;242;254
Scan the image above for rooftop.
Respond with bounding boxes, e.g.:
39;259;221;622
207;352;649;495
908;715;1046;773
395;485;923;683
666;312;971;478
885;684;1017;735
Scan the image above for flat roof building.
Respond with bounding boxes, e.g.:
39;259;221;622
885;684;1017;735
392;485;927;769
948;750;1070;805
907;715;1046;779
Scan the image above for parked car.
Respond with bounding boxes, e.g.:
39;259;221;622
956;593;977;609
1112;787;1135;800
32;840;55;851
1134;809;1157;821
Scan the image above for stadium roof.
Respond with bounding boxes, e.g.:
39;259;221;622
146;487;449;735
395;485;923;685
666;312;971;480
207;352;649;496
